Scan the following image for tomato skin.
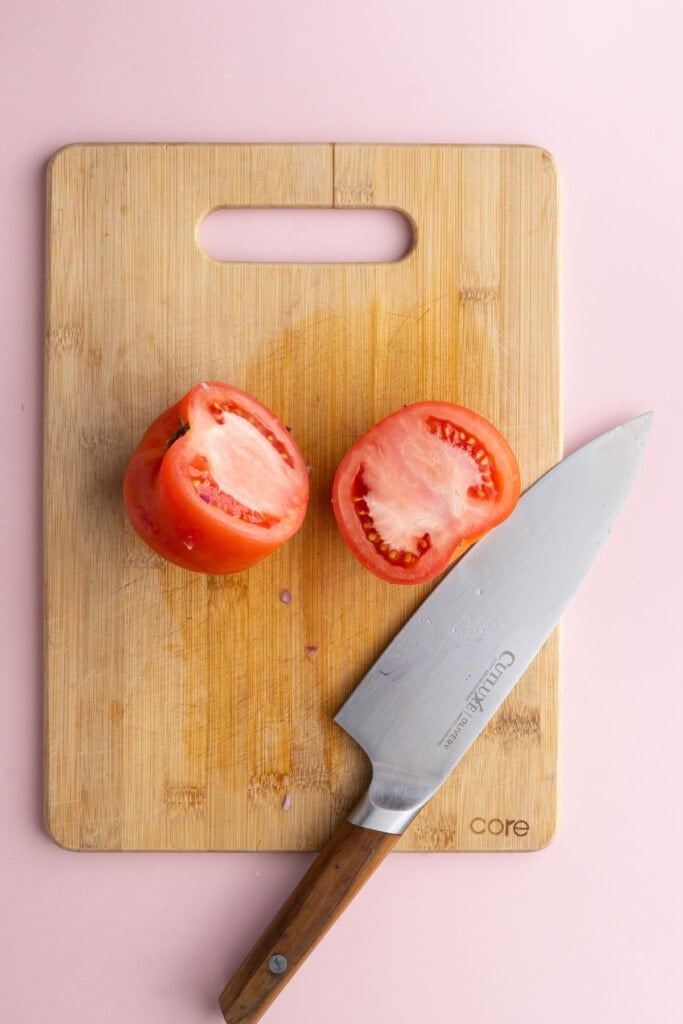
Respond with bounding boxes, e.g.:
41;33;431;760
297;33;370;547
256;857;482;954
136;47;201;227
331;402;521;585
123;382;309;574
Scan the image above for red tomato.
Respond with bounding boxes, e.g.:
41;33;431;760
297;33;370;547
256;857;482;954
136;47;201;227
123;382;310;574
331;402;521;585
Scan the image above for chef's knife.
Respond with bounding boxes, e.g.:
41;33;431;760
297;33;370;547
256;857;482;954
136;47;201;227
219;413;652;1024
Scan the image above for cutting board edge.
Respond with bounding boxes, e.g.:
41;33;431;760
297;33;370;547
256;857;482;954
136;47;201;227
43;141;561;854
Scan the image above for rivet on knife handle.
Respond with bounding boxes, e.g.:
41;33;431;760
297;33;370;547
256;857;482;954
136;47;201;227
218;820;399;1024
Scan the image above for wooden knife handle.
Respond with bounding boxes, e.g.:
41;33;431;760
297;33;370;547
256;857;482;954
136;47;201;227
218;819;399;1024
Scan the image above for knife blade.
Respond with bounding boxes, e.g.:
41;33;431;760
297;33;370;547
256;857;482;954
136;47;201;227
218;413;652;1024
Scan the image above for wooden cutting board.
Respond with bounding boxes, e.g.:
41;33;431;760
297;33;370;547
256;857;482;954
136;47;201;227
44;143;560;852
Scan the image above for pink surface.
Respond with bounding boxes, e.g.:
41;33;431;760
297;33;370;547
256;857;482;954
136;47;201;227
1;2;681;1022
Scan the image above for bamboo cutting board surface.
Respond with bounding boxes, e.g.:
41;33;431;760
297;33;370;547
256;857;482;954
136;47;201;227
44;143;560;852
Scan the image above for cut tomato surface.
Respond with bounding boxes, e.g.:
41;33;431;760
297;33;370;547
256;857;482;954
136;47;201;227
123;382;310;574
331;402;521;585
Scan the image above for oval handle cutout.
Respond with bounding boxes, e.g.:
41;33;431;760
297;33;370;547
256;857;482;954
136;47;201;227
198;207;413;264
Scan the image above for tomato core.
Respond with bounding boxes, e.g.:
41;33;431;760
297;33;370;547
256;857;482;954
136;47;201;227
351;469;432;568
179;397;299;530
187;454;277;526
206;400;293;464
178;399;296;528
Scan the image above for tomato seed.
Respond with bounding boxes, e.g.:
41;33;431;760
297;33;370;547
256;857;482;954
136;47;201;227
213;401;295;466
427;416;498;501
188;466;277;527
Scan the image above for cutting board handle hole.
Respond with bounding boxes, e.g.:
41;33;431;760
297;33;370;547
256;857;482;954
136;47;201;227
197;207;413;263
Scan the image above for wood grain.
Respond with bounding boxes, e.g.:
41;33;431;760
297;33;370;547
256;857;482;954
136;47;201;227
218;820;399;1023
44;143;561;851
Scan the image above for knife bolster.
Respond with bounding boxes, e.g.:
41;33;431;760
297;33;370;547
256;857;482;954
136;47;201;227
347;791;421;833
346;766;432;834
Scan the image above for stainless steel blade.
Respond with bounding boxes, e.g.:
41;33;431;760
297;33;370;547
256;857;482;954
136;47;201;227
335;413;652;834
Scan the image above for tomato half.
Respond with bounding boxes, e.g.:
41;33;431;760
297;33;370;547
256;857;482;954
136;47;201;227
331;402;521;585
123;382;310;574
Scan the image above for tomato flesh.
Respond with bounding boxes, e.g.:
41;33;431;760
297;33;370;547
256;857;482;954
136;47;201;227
331;402;521;585
123;382;309;574
350;472;432;570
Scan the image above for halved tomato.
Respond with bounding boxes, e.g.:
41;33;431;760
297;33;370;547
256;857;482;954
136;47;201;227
331;402;521;585
123;382;309;574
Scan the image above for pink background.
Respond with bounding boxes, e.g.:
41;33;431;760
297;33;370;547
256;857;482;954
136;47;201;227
2;2;681;1022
